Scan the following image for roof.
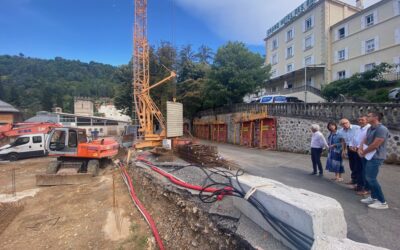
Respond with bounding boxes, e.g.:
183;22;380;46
331;0;391;29
265;0;361;39
0;100;20;113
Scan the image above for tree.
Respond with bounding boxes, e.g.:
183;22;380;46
113;62;133;116
195;45;214;65
203;42;269;108
322;63;395;102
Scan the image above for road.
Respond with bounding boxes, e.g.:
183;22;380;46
203;141;400;250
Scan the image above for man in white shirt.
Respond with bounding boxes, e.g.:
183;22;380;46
353;116;371;194
310;124;328;176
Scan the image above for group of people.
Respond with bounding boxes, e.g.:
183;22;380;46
310;111;389;210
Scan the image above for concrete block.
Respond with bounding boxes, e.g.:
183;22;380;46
312;236;389;250
232;174;347;249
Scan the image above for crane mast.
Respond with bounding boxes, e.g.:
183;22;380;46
133;0;175;148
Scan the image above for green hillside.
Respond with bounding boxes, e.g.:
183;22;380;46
0;55;120;118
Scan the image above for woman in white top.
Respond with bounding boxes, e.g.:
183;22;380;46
310;124;328;175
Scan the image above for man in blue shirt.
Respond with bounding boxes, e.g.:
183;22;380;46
338;118;360;185
358;112;389;209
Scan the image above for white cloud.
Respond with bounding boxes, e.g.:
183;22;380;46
174;0;381;45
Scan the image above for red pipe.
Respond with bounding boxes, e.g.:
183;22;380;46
136;155;233;199
119;162;165;250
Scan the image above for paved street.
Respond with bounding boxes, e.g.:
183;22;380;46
203;141;400;250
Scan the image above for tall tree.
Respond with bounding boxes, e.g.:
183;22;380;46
203;42;269;108
195;45;214;65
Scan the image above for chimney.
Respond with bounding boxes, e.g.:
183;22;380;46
356;0;364;9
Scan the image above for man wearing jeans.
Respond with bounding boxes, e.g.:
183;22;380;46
358;112;389;209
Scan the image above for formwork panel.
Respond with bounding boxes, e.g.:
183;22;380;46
260;118;277;149
241;121;252;147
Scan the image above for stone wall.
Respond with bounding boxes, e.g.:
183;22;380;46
196;113;400;164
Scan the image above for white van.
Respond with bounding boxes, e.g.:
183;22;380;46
0;133;47;161
259;95;287;103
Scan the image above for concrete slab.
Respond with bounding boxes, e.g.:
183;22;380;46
312;236;389;250
235;213;288;250
232;174;347;249
209;196;241;220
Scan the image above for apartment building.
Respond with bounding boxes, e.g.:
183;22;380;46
331;0;400;81
264;0;360;102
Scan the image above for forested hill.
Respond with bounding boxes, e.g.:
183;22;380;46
0;55;121;117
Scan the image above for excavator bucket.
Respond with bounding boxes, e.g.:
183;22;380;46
36;173;93;186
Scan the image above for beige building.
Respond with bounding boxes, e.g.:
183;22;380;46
74;97;94;116
331;0;400;82
260;0;399;103
263;0;360;102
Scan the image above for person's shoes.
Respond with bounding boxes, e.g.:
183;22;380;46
318;172;323;176
356;190;370;196
345;181;355;185
354;186;363;192
368;201;389;209
309;172;317;175
361;196;377;204
335;178;343;182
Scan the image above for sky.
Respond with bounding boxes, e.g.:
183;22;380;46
0;0;380;66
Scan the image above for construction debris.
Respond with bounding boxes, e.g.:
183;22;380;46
0;202;24;235
175;144;239;170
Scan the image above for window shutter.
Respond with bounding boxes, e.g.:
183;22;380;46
347;69;351;78
361;16;365;29
276;53;279;63
360;65;365;73
334;50;338;63
334;72;338;81
361;40;365;55
334;28;338;41
292;44;295;57
311;15;315;28
293;27;295;37
345;47;349;60
311;77;315;87
302;58;305;67
311;34;315;46
345;23;349;36
302;38;305;50
375;36;379;50
276;37;279;48
395;28;400;44
394;1;400;15
302;19;306;32
374;10;378;24
311;55;315;64
285;48;288;58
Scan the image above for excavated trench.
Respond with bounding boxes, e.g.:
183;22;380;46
126;162;254;250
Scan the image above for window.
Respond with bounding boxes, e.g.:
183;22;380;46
365;63;376;71
13;137;30;146
271;54;278;64
338;49;345;61
338;70;346;80
305;35;313;50
365;13;374;27
272;38;278;50
286;29;293;41
287;63;293;72
271;69;277;78
338;27;345;39
306;76;312;86
305;16;313;31
304;56;312;66
365;39;375;53
33;136;42;143
286;46;293;58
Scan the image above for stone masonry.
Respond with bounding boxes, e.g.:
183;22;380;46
195;113;400;164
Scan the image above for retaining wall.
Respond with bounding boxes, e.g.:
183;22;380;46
195;103;400;164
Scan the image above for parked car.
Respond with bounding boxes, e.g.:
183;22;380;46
0;133;47;161
259;95;287;103
388;88;400;102
286;96;304;103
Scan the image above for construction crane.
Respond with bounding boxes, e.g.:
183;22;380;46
133;0;176;149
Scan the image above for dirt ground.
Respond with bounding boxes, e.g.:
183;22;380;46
0;157;152;250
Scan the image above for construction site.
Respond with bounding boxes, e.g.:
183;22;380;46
1;0;400;250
